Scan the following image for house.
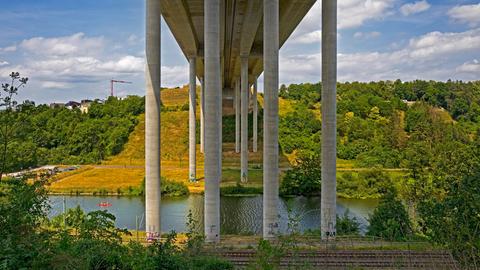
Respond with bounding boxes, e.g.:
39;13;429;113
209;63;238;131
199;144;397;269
80;99;93;113
65;101;80;110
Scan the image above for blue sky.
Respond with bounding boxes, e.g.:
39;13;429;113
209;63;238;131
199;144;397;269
0;0;479;104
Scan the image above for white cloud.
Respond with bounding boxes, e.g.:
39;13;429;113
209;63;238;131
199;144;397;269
41;81;71;89
339;0;395;29
0;61;8;66
456;59;480;73
407;29;480;58
290;0;394;44
0;45;17;53
290;30;322;44
20;32;104;57
400;0;431;16
98;56;144;73
447;3;480;27
281;28;480;83
353;31;381;39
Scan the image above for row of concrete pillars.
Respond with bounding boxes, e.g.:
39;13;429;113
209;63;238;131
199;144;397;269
145;0;337;243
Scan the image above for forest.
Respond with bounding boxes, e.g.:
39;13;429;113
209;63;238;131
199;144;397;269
0;96;144;173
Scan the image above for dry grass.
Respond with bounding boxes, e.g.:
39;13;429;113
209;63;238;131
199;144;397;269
161;86;189;106
49;167;144;194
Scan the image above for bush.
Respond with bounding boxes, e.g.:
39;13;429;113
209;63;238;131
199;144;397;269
336;210;360;236
161;177;190;196
280;154;321;196
418;171;480;266
367;189;412;241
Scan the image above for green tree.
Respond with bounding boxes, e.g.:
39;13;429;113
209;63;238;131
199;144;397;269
418;171;480;266
367;189;412;241
0;72;28;180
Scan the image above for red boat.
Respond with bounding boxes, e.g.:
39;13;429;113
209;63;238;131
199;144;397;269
97;202;112;207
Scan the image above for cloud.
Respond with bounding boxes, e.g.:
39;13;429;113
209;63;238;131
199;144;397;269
98;56;144;73
353;31;381;39
407;29;480;58
339;0;395;29
447;3;480;27
41;81;71;89
281;28;480;83
20;32;104;57
456;59;480;73
400;0;431;16
0;45;17;53
0;61;8;66
290;0;395;43
290;30;322;44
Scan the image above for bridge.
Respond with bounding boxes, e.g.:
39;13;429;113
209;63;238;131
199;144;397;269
145;0;337;242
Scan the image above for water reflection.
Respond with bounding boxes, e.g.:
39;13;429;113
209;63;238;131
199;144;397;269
49;195;377;235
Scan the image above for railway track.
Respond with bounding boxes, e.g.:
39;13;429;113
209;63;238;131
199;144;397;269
215;249;459;269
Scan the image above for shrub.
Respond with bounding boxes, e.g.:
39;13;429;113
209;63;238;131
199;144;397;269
336;210;360;236
280;154;321;196
367;189;412;241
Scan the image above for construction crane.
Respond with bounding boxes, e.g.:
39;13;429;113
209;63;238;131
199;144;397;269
110;79;132;97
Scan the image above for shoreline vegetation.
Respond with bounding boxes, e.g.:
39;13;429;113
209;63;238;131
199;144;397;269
6;81;480;201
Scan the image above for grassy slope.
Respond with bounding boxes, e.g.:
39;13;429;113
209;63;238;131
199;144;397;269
50;87;424;195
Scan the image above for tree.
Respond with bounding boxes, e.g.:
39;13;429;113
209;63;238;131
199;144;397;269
418;171;480;266
0;72;28;180
367;189;412;241
280;154;321;196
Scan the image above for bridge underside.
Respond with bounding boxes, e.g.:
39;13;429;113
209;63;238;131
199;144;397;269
161;0;316;90
146;0;337;242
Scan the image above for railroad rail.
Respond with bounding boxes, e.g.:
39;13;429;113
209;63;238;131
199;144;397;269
215;249;459;269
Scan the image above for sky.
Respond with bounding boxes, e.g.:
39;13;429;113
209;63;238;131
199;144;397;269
0;0;479;104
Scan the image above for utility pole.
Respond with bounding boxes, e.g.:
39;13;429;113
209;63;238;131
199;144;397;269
110;79;132;97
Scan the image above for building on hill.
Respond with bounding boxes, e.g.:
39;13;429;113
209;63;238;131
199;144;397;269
80;99;93;113
65;101;80;110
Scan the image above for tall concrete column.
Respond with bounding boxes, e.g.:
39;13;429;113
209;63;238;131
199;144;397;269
189;57;197;182
145;0;161;239
200;78;205;153
241;56;249;183
252;79;258;153
321;0;337;240
235;79;240;153
263;0;279;239
204;0;221;243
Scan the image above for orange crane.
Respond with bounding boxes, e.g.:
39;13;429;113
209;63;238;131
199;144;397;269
110;79;132;97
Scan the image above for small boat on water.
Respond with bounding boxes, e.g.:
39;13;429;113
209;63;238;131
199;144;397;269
97;202;112;207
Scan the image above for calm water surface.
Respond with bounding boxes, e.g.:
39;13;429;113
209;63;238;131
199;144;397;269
49;195;378;234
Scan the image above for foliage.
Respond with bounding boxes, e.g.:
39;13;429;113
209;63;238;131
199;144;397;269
418;171;480;266
2;94;144;173
0;174;232;269
161;177;190;196
220;183;262;196
367;189;413;241
336;210;360;236
248;239;284;270
0;72;28;180
0;176;49;269
280;154;321;196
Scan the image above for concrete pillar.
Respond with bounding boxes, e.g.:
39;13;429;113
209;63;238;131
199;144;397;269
321;0;337;240
263;0;279;239
200;78;205;153
235;79;240;153
204;0;221;243
145;0;161;239
252;79;258;152
241;56;249;183
189;57;197;182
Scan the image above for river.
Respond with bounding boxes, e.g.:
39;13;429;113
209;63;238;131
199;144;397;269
48;195;378;235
